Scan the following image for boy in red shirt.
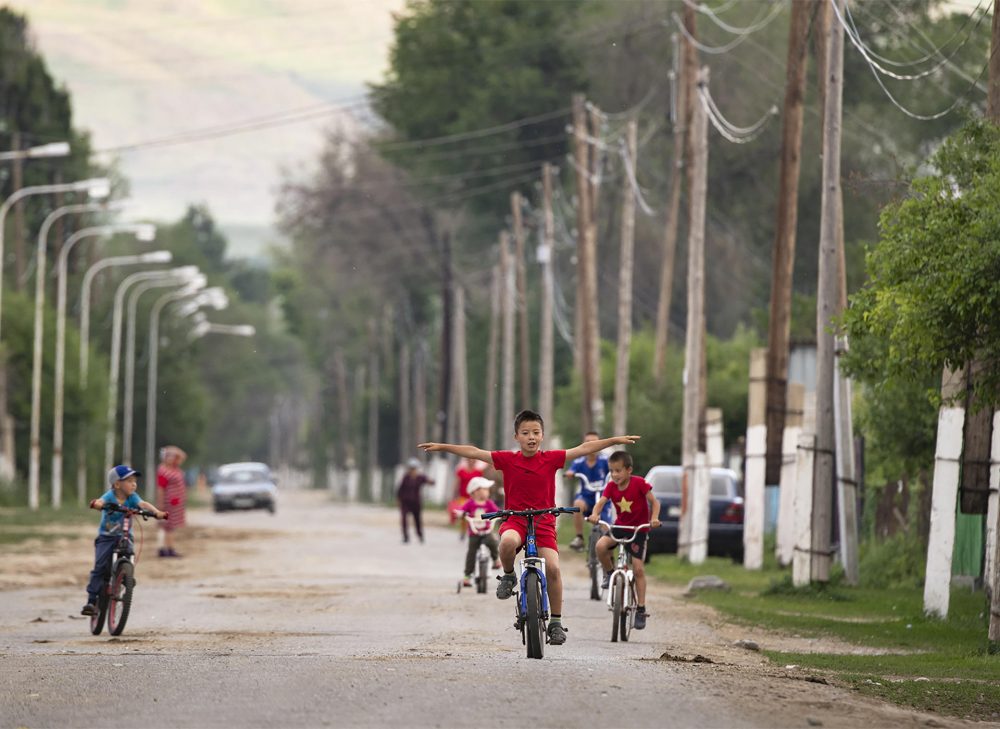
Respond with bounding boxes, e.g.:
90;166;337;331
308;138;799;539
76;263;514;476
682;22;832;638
588;450;661;630
420;409;639;645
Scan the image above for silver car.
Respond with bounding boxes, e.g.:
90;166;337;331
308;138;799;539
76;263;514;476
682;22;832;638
211;462;277;514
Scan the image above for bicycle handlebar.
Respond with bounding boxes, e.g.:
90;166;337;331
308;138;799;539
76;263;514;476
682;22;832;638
481;506;580;520
571;472;607;493
100;502;166;521
595;521;652;544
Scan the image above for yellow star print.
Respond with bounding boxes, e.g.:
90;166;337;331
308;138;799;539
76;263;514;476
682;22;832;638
617;497;633;514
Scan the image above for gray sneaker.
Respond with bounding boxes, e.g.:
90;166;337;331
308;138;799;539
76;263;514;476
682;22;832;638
601;571;611;590
547;622;567;645
496;572;517;600
568;535;585;552
634;609;647;630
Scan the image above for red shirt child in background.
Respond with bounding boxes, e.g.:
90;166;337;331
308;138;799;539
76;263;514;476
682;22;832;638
588;450;661;631
455;476;501;587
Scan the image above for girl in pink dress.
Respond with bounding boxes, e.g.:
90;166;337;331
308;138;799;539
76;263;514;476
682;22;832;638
156;445;188;557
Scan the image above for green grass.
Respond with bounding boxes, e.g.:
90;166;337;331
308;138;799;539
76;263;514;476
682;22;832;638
639;552;1000;721
0;502;95;544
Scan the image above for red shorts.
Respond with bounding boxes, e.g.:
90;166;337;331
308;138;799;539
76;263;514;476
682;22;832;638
499;515;559;552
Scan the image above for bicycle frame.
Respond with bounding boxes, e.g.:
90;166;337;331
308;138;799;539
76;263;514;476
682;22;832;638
597;521;650;611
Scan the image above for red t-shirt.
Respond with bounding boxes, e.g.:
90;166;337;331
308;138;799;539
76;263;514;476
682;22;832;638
602;475;652;527
455;466;483;499
490;449;566;512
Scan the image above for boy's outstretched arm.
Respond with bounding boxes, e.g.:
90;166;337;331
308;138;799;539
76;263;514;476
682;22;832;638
565;435;640;464
418;442;494;467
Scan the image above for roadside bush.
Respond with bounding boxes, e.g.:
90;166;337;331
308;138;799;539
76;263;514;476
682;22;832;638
858;530;927;589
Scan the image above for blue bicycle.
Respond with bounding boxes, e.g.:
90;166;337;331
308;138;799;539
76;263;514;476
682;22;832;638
482;505;579;659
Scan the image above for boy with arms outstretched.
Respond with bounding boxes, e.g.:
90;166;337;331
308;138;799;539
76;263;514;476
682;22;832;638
587;451;661;630
420;409;639;645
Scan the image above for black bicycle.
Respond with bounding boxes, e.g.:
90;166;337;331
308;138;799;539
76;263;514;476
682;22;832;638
481;506;578;659
90;503;163;636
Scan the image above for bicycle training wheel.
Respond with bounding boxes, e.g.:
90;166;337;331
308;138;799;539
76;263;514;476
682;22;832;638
90;591;108;636
108;561;134;636
476;555;488;594
611;573;625;643
588;532;600;601
524;571;545;659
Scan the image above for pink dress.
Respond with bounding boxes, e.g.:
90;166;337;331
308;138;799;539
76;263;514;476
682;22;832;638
157;463;187;531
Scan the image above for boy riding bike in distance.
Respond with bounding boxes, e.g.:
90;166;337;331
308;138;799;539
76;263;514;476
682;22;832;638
82;466;166;616
588;451;661;630
564;430;611;551
420;409;640;645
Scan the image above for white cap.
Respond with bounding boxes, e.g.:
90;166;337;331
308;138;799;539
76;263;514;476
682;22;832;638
467;476;494;493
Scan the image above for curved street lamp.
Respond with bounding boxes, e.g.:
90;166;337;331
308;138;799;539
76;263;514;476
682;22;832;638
51;223;156;507
0;141;71;162
74;250;172;503
104;266;199;473
27;198;112;510
122;273;206;465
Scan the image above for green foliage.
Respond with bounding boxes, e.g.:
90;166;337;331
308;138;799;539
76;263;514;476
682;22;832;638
842;119;1000;408
857;529;927;590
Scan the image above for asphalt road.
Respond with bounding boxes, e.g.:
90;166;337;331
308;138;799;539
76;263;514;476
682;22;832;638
0;490;981;728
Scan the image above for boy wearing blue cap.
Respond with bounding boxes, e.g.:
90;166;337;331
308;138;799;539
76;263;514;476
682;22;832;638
81;466;166;616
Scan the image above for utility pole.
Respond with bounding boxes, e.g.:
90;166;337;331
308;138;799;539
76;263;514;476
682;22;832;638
679;67;709;561
484;266;501;450
584;103;604;431
500;232;515;435
812;0;846;584
334;350;354;470
511;192;531;409
438;230;453;442
539;163;556;425
765;0;815;485
413;343;427;450
654;33;688;384
399;340;411;464
744;348;769;569
986;0;1000;649
450;284;469;444
367;319;381;502
613;118;638;435
572;94;594;429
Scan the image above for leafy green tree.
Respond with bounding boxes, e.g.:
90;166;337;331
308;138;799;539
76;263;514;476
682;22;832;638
842;119;1000;408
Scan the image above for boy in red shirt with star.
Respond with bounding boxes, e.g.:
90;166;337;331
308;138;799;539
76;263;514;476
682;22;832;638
420;409;639;645
588;450;661;630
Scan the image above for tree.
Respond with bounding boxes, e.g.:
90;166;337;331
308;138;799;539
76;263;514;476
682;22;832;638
842;119;1000;408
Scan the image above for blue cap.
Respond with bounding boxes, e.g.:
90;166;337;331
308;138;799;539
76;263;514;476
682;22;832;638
107;465;142;488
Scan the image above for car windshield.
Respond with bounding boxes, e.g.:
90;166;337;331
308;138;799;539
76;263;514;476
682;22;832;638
219;469;269;484
649;470;734;498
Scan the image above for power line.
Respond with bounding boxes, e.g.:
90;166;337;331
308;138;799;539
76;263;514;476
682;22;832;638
377;108;571;151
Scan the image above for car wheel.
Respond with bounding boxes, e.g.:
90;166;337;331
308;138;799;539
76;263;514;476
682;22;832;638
267;503;276;515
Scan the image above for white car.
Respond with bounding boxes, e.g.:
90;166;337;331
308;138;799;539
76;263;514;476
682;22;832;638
211;462;277;514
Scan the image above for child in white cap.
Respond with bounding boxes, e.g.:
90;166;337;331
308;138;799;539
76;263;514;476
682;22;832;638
455;476;501;587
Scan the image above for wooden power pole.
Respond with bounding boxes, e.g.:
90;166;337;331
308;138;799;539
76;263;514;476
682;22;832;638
764;0;814;485
511;192;531;409
539;163;556;425
500;232;515;436
483;266;501;451
812;0;846;584
679;67;709;561
572;94;595;430
986;0;1000;649
613;118;638;435
654;32;689;385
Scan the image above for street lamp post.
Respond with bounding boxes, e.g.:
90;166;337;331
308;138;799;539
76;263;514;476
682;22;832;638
105;266;199;473
52;223;156;507
75;251;172;503
0;178;109;342
0;141;71;162
122;274;206;465
142;285;221;497
28;197;112;510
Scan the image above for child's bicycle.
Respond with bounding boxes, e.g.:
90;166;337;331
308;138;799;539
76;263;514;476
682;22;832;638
573;473;612;601
90;503;164;636
482;505;579;659
455;513;496;594
595;520;651;643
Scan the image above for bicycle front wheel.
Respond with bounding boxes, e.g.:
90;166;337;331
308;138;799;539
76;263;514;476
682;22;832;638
90;591;108;636
525;571;545;659
588;531;600;601
611;573;625;643
108;561;134;636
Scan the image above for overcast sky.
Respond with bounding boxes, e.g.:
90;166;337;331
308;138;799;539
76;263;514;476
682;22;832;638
9;0;405;247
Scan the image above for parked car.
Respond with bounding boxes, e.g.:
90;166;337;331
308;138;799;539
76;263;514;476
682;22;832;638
211;462;277;514
644;465;744;562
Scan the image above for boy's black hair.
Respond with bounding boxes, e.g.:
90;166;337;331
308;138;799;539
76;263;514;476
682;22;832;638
513;409;545;433
584;430;600;438
609;450;633;469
